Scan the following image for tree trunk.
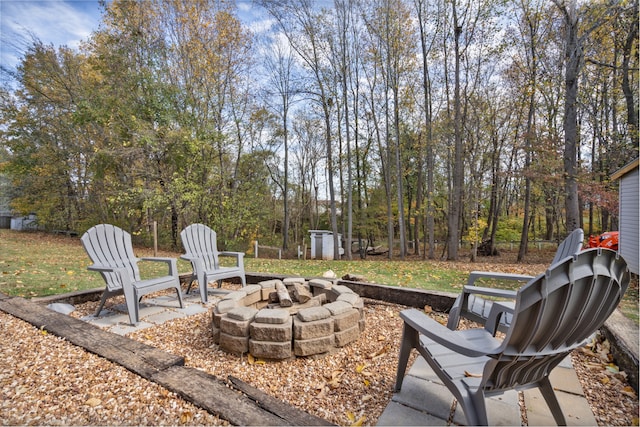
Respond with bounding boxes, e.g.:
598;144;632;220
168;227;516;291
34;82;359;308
556;0;582;233
621;0;638;144
448;4;463;260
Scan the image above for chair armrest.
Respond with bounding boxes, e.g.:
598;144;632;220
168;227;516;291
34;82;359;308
179;254;206;276
446;286;517;331
219;251;244;258
87;264;119;273
461;285;518;299
219;251;245;267
87;265;132;290
140;257;179;277
401;308;502;357
467;271;534;287
141;256;175;263
485;301;515;336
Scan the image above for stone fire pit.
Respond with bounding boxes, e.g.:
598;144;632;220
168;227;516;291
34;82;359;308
211;278;365;359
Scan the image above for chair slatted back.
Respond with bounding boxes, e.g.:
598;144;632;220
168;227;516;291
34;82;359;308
81;224;140;291
180;223;219;270
551;228;584;264
482;249;628;392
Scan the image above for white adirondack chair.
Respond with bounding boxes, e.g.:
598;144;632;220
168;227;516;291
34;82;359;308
81;224;184;325
447;228;585;333
395;248;629;426
180;223;246;303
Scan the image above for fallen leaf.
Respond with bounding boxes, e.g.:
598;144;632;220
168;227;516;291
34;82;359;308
352;416;366;426
327;369;344;388
355;363;368;373
464;371;482;378
85;397;101;407
368;345;389;359
180;411;193;424
606;364;620;374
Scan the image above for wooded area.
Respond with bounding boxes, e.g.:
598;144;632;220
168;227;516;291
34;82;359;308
0;0;637;261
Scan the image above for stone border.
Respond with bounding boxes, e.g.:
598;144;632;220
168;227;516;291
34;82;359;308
212;278;365;359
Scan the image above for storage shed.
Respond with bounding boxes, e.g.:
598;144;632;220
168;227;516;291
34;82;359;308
309;230;344;260
611;158;639;275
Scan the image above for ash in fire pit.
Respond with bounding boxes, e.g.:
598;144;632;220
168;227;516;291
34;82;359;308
212;278;365;359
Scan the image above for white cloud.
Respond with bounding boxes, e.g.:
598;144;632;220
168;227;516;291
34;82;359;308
1;0;102;70
236;1;273;35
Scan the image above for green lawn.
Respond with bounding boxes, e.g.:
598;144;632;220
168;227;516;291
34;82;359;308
0;229;469;297
1;229;636;323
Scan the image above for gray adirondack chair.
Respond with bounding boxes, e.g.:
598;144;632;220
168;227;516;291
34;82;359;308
180;223;246;303
447;228;584;333
395;248;629;426
81;224;184;325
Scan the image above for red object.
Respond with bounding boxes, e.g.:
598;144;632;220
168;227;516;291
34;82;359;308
588;231;619;251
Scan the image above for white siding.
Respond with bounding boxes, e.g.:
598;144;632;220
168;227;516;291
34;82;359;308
619;167;639;274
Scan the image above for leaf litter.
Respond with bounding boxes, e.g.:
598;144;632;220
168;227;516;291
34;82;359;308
2;290;637;426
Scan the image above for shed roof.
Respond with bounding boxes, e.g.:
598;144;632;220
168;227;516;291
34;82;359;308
611;158;639;181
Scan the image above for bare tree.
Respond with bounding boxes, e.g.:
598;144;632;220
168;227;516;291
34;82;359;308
261;35;299;250
262;0;342;259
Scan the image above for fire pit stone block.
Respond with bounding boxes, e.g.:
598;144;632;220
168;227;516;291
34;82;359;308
211;277;365;359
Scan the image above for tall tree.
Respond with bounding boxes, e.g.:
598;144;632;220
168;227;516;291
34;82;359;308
261;35;299;250
413;0;441;259
262;0;342;259
447;0;464;260
553;0;582;233
516;0;544;262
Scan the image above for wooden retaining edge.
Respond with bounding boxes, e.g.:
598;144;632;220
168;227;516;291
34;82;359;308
0;294;333;426
603;309;639;393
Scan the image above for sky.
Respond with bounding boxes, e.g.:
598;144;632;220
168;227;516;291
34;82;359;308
0;0;104;71
0;0;269;74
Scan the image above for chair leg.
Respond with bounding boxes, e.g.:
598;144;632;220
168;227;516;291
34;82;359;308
539;377;567;426
198;272;208;304
394;322;418;391
461;389;488;426
240;275;246;287
175;285;184;308
94;289;109;317
185;275;195;295
446;295;463;330
123;286;139;326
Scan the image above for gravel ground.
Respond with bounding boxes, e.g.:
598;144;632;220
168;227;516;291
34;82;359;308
1;290;638;426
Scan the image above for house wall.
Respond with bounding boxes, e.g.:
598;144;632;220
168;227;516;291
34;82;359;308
618;166;639;274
